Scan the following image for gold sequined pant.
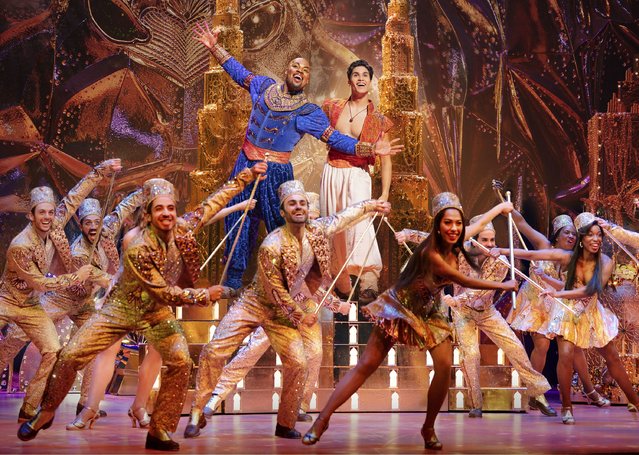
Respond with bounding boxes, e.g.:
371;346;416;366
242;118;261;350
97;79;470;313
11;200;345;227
193;295;307;428
0;297;61;416
40;301;192;433
213;320;322;412
453;305;550;409
0;294;95;414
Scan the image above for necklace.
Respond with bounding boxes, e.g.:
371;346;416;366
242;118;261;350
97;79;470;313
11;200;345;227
348;100;368;123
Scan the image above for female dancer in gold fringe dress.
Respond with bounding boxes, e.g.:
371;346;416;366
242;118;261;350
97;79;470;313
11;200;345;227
302;193;517;450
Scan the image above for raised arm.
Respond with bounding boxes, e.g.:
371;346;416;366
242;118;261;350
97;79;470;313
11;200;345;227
182;163;265;234
55;159;121;227
511;210;551;249
598;218;639;249
465;202;513;239
101;188;144;239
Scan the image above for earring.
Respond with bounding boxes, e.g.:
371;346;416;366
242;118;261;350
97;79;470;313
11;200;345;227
579;241;583;248
437;230;441;234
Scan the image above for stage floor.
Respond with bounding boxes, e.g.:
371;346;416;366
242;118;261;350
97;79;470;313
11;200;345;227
1;393;638;454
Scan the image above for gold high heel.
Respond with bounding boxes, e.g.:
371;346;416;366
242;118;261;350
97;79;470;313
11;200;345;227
421;426;443;450
301;416;329;445
128;407;151;428
66;406;99;430
627;403;638;412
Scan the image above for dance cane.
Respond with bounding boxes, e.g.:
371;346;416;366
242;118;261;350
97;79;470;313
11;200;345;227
200;214;245;270
218;155;268;286
470;238;576;315
314;213;379;315
506;191;517;309
345;214;387;304
383;218;414;255
602;227;639;267
492;180;530;258
87;172;117;264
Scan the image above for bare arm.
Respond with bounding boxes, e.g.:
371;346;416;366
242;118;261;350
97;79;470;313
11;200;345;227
465;201;513;239
551;255;614;299
377;134;392;201
511;210;551;249
494;247;569;264
429;250;516;291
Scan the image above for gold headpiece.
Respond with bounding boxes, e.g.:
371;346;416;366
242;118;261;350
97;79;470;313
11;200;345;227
78;198;101;220
277;180;307;204
431;192;463;217
574;212;596;232
469;214;494;233
552;214;574;236
143;178;175;208
29;186;56;210
306;192;320;217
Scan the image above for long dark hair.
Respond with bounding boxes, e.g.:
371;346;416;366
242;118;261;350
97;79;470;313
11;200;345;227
396;208;476;291
564;221;604;295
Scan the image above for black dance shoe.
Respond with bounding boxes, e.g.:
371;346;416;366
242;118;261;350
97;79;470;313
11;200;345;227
145;433;180;451
274;423;301;439
17;408;34;423
17;414;54;441
297;411;313;422
528;395;557;417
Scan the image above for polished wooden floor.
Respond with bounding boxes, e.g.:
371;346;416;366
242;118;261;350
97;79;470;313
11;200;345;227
1;393;638;453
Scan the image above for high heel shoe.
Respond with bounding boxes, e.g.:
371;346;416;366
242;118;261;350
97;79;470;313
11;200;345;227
301;416;329;445
66;406;99;430
128;407;151;428
561;406;575;425
421;427;443;450
628;403;638;412
584;389;610;407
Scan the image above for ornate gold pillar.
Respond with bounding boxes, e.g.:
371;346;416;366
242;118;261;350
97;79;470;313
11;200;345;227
376;0;428;288
190;0;251;284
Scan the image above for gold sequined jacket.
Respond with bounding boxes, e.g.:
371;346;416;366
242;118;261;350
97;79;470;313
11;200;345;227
104;168;255;311
0;168;106;307
451;254;509;311
255;200;377;326
63;189;145;303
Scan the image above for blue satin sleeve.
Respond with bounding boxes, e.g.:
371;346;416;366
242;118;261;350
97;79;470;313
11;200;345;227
295;108;358;155
221;57;273;103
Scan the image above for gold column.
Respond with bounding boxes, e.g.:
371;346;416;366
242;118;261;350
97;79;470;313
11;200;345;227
376;0;428;288
190;0;251;285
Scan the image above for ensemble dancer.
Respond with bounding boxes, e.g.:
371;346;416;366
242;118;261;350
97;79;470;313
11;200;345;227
320;59;393;302
0;190;144;429
302;193;518;450
0;159;120;422
76;197;257;429
199;192;335;422
186;180;390;439
18;164;266;451
507;212;609;409
441;216;551;418
193;22;402;289
492;212;639;423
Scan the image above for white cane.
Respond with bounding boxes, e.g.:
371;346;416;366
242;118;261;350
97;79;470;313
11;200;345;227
506;191;517;310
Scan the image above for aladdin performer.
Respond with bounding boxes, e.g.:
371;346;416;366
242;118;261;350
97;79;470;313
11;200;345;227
18;163;266;451
199;192;344;423
441;216;550;418
0;190;144;428
320;59;393;302
185;181;390;439
0;159;120;422
492;212;639;424
303;193;517;450
193;22;402;289
507;211;609;410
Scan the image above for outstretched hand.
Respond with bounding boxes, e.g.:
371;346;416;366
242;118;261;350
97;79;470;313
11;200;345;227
373;138;403;157
193;21;220;49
